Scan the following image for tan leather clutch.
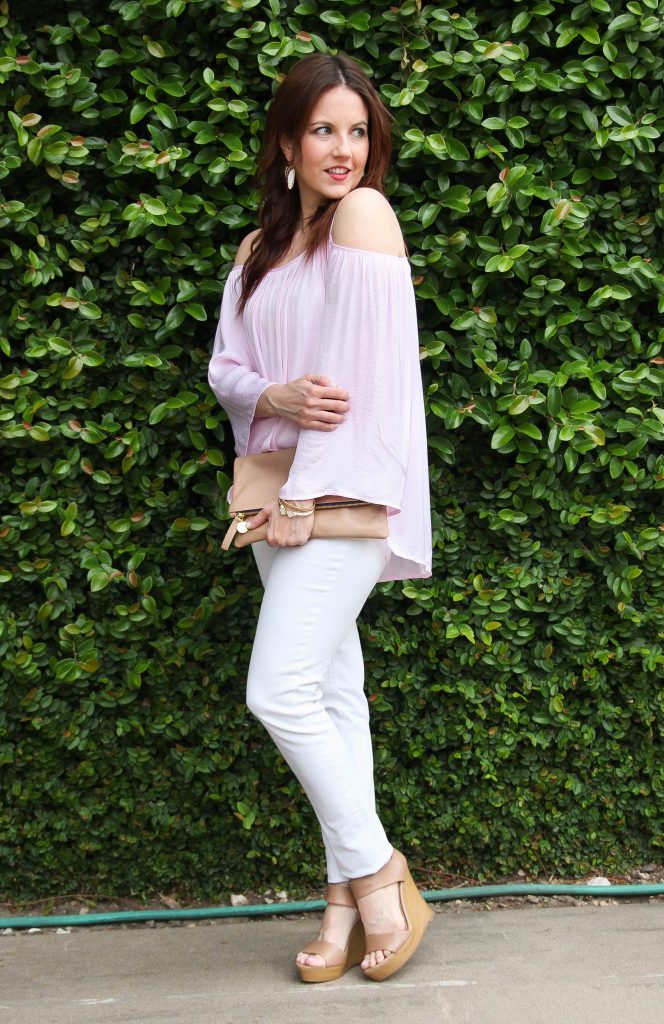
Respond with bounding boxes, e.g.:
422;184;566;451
221;447;388;550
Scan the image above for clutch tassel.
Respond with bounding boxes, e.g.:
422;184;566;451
221;513;251;551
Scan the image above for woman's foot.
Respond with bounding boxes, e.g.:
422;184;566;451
350;849;434;981
354;878;407;970
296;899;360;969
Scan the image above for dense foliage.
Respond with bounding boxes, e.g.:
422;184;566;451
1;0;662;900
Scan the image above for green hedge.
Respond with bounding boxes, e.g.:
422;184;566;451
1;0;662;900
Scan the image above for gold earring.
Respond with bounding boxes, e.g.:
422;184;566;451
285;165;295;190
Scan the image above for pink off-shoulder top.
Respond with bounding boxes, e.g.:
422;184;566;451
207;236;432;583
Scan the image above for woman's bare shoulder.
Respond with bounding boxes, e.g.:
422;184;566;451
332;188;405;257
234;229;261;267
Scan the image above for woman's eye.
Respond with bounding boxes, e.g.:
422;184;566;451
312;126;366;137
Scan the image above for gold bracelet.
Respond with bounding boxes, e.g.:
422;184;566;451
278;498;315;518
280;497;315;511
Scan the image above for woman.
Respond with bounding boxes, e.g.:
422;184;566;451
208;53;432;983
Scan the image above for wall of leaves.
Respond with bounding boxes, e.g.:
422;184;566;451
1;0;662;899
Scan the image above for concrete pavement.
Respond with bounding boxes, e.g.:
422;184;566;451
1;901;662;1024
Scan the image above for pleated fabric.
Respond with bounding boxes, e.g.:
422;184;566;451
207;238;431;582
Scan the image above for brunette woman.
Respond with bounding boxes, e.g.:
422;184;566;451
208;52;432;983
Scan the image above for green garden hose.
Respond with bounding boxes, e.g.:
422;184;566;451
2;882;662;930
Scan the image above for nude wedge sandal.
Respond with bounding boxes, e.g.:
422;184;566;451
296;882;366;984
349;849;434;982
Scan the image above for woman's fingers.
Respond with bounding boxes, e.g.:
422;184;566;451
308;378;350;408
298;382;349;429
246;506;270;530
307;374;348;398
297;376;350;422
298;407;346;429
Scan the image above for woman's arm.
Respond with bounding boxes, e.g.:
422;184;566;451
209;230;332;544
207;275;277;457
209;230;349;442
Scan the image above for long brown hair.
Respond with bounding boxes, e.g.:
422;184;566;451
238;53;393;312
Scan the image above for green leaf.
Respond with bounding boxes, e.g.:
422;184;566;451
79;302;102;320
582;109;599;131
486;182;507;207
320;10;345;26
491;424;516;449
608;14;637;32
459;623;476;644
584;425;606;446
146;40;165;59
580;26;600;44
482;117;506;131
62;356;84;379
511;11;531;32
517;422;542;440
143;197;167;216
419;203;441;229
90;571;110;592
29;426;51;442
130;101;152;124
450;312;476;330
606;106;632;126
96;49;121;67
149;402;169;425
547;386;562;417
154;103;178;128
185;303;207;321
508;396;531;416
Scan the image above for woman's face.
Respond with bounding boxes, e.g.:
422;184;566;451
286;85;370;217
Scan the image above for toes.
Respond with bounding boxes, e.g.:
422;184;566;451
297;953;324;968
362;949;391;971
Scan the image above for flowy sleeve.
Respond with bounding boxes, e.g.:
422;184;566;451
207;267;276;457
279;244;423;516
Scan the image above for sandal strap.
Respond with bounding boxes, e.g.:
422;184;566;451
326;882;356;908
298;938;345;967
349;849;406;901
364;929;409;956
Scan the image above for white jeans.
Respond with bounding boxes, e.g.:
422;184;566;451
248;537;393;882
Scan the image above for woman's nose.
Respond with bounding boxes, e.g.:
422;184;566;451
331;134;351;157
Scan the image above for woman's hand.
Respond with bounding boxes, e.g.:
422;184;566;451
257;376;349;431
246;499;315;547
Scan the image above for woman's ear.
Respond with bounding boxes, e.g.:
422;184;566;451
280;137;293;163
